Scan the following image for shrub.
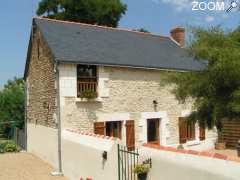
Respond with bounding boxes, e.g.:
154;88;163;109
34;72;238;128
134;164;150;174
0;143;5;153
4;142;17;152
0;141;18;153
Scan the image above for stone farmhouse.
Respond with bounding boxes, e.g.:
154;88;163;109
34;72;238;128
24;17;217;158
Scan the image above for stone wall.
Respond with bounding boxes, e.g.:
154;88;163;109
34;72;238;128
26;28;57;128
60;65;203;145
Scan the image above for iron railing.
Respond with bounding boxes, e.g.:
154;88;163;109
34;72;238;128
77;81;97;97
118;144;139;180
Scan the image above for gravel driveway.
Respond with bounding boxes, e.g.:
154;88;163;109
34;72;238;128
0;152;68;180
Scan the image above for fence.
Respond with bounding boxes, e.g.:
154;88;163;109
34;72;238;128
118;144;139;180
222;121;240;148
16;128;25;149
0;121;25;149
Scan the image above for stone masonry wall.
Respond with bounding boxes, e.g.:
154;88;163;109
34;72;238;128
26;27;57;128
61;66;197;145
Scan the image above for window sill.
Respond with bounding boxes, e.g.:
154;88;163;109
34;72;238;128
75;97;103;103
186;140;200;146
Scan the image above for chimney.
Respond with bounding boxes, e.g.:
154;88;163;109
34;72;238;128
170;27;185;47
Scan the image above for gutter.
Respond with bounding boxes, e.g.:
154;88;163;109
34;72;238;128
51;62;63;176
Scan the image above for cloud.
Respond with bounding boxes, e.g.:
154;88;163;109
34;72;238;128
205;16;215;22
151;0;193;11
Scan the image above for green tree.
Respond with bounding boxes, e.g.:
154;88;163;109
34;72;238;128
37;0;127;27
0;78;24;137
167;26;240;131
134;28;150;33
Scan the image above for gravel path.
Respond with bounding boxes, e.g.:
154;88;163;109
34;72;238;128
0;152;68;180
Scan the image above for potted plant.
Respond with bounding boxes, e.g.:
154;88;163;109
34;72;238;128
215;131;226;150
79;89;98;100
134;164;150;180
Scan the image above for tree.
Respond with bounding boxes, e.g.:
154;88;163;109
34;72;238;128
36;0;127;27
134;28;150;33
167;26;240;131
0;78;24;137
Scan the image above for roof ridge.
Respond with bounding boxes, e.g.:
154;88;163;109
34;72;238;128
33;16;170;40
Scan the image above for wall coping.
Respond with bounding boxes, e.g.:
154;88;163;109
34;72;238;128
143;143;240;163
65;129;119;141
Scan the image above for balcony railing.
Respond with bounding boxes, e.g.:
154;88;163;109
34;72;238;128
77;80;98;98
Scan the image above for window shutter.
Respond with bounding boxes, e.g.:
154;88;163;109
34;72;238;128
179;117;187;144
94;122;105;135
199;123;206;141
126;120;135;151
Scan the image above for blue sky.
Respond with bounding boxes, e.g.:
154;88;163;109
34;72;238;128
0;0;239;88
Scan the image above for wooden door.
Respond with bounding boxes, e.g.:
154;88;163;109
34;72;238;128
147;119;160;145
126;120;135;151
179;117;187;144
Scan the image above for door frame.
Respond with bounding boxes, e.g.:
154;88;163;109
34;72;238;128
140;112;168;146
147;118;160;145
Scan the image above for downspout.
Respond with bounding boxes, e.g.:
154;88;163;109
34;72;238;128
24;80;28;150
51;62;63;176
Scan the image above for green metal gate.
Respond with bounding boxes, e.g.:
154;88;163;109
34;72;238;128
118;144;139;180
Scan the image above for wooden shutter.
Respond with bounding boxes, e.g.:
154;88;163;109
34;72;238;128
199;123;206;141
187;121;196;140
126;120;135;151
94;122;105;135
179;117;187;144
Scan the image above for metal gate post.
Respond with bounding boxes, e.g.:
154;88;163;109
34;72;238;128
118;144;121;180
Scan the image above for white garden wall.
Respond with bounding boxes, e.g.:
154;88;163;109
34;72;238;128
62;130;119;180
27;124;59;168
140;146;240;180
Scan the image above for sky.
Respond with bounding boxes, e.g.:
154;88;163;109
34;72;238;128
0;0;239;89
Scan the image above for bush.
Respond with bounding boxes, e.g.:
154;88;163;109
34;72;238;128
134;164;150;174
4;142;17;152
0;141;17;153
0;143;5;153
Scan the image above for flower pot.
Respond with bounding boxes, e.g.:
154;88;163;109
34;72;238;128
215;142;226;150
138;173;147;180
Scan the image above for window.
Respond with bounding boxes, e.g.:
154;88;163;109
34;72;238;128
147;119;160;144
94;121;122;139
179;117;196;144
106;121;122;139
77;65;97;98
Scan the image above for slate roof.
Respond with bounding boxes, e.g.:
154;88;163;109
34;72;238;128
27;17;205;74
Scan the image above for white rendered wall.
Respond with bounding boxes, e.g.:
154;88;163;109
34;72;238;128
27;124;58;168
62;130;118;180
140;146;240;180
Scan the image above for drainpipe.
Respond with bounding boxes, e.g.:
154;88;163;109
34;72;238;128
51;62;63;176
24;80;28;150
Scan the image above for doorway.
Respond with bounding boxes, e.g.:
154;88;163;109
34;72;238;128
147;118;160;145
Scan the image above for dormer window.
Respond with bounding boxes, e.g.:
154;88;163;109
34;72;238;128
77;65;98;98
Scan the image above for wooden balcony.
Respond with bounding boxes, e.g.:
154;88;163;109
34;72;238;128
77;81;98;98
